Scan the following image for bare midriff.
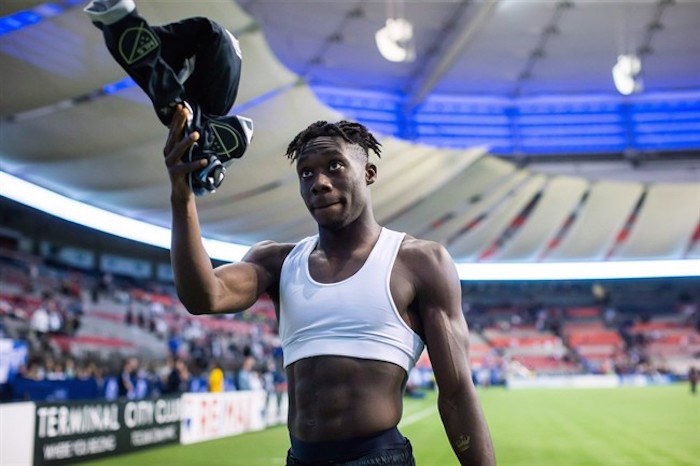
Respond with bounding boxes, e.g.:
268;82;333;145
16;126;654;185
286;355;407;442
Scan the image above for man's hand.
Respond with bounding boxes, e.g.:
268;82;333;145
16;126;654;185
163;104;207;203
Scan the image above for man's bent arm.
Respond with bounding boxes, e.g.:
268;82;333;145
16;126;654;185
415;243;496;466
165;105;271;315
170;197;268;314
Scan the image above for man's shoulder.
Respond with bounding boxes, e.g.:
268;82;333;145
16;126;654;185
245;240;296;266
249;239;296;254
398;234;452;263
396;234;457;285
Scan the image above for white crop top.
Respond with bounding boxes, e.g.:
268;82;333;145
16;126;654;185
278;228;425;374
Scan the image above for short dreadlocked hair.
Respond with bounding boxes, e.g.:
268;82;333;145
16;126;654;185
284;120;382;161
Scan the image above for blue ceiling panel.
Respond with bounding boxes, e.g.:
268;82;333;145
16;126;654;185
312;86;700;156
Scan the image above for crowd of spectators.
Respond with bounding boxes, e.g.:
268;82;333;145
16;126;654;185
1;246;699;402
0;248;285;403
1;255;85;361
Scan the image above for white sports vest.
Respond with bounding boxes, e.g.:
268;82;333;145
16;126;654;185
279;228;425;374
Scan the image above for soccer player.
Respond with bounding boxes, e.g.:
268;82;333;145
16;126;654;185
689;366;698;395
164;106;496;465
85;0;253;196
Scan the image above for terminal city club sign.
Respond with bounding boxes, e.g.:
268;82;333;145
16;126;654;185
34;398;180;465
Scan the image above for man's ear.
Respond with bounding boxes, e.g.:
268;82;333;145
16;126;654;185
365;163;377;185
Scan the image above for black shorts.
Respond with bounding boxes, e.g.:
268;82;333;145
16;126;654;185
286;427;416;466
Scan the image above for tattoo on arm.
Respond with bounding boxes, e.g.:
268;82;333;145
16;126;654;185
455;434;471;453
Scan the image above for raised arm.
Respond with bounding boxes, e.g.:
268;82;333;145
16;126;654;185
163;105;280;315
413;241;495;466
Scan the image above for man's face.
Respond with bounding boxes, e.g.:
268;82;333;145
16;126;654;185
296;136;376;230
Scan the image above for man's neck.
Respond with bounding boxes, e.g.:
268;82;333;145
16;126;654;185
317;217;382;259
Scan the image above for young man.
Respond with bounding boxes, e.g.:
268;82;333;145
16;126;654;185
85;0;253;195
164;106;496;465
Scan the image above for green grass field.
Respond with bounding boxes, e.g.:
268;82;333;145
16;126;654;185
84;384;699;466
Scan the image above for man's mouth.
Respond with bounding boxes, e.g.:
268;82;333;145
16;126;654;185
313;201;340;211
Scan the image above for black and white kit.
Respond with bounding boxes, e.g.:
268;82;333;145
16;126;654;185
85;0;253;195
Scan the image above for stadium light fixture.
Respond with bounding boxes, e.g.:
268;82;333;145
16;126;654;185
612;54;643;96
375;18;415;63
1;170;699;280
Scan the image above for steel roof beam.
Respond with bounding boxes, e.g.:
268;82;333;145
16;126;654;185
404;0;500;112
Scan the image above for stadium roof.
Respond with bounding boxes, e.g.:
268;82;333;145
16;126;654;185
1;0;699;265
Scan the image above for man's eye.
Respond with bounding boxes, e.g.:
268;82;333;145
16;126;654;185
329;161;343;171
300;169;312;178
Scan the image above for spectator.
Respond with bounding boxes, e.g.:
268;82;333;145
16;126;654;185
236;356;260;391
405;368;427;398
47;300;63;335
125;305;134;326
137;310;146;328
134;361;152;399
168;334;181;358
153;316;168;340
46;360;66;381
64;357;76;379
21;359;44;381
117;357;138;399
27;263;39;293
156;357;174;393
99;272;114;298
190;339;208;371
30;305;50;338
163;359;189;394
208;361;224;392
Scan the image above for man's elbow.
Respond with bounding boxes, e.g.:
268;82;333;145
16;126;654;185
437;374;475;407
175;290;213;316
183;305;207;316
180;301;209;316
438;385;469;410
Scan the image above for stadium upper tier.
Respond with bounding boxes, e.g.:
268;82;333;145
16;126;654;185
0;1;698;265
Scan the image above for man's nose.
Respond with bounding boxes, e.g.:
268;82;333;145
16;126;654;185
311;173;332;193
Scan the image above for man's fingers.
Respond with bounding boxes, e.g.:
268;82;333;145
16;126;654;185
164;104;188;156
168;159;208;178
161;104;203;196
164;131;199;167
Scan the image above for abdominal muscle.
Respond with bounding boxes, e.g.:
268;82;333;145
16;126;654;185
286;355;407;442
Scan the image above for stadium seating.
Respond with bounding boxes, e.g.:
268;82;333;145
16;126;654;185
615;184;700;259
547;181;645;260
1;243;699;401
481;326;577;375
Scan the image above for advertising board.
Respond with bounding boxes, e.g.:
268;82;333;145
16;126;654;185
180;391;266;445
33;397;180;465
